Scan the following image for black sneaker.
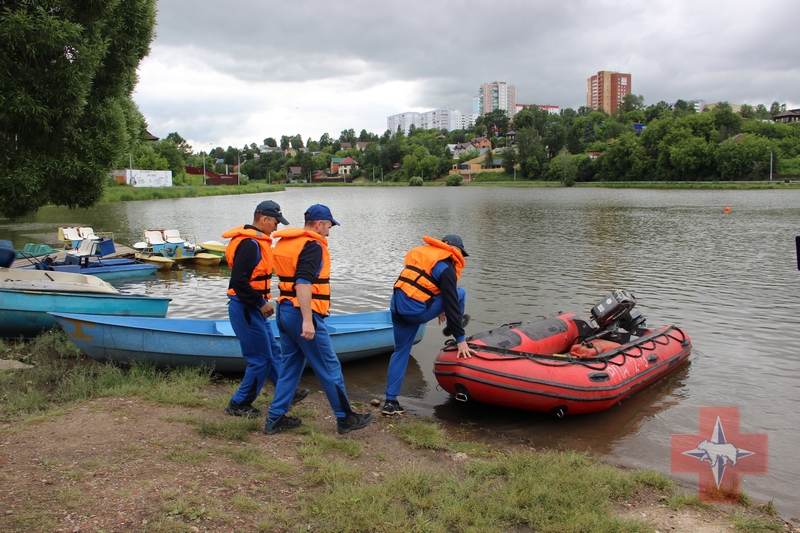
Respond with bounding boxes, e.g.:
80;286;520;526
336;412;375;435
292;388;310;405
264;415;302;435
226;401;262;418
442;313;471;337
382;400;405;415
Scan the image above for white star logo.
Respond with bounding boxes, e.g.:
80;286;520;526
682;416;755;487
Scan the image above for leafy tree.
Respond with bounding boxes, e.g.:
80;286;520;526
0;0;157;218
754;104;771;120
513;109;534;130
715;133;770;180
165;132;193;155
770;102;782;116
501;148;517;174
290;134;303;149
263;137;277;147
445;174;462;186
597;132;648;181
318;133;332;149
739;103;756;119
547;147;578;185
339;128;356;145
620;94;646;113
279;135;291;150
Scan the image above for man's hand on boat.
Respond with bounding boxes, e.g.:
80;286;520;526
456;340;476;359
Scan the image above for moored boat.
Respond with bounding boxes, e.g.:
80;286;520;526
51;310;426;372
133;230;221;267
198;241;228;264
433;290;691;416
0;267;171;338
20;257;158;280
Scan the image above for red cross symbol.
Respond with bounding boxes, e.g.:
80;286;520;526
671;406;768;502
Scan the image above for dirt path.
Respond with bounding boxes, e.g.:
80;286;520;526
0;392;794;533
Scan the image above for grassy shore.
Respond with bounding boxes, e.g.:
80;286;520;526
99;178;800;203
0;331;789;532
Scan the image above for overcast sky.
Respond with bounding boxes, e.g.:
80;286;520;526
133;0;800;151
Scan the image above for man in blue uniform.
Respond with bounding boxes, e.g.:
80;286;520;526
224;200;308;418
265;204;375;435
383;234;475;415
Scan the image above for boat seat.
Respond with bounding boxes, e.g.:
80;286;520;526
65;238;99;258
162;230;185;244
79;227;99;240
60;227;82;242
214;321;235;336
144;231;166;245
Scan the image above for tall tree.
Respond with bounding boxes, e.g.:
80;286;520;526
0;0;157;218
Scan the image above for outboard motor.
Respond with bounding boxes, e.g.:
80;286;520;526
588;290;647;343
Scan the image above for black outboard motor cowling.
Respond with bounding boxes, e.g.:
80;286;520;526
591;290;637;328
588;290;647;343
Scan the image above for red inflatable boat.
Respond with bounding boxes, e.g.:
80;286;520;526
433;291;691;416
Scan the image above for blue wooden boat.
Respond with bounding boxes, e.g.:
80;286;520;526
51;311;426;372
0;268;171;338
19;257;158;280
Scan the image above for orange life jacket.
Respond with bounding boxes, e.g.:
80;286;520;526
393;236;465;303
272;228;331;316
222;226;275;299
569;339;621;358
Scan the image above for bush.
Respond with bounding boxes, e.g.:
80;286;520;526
474;172;511;182
445;174;462;186
409;176;423;186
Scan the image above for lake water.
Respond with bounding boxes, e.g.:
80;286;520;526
2;186;799;515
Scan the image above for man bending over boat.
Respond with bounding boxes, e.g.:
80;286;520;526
265;204;375;435
224;200;309;418
383;235;476;416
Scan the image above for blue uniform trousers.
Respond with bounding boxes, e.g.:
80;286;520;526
384;287;466;400
229;297;282;406
268;302;352;420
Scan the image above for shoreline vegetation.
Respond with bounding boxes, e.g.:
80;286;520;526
0;332;792;532
99;177;800;203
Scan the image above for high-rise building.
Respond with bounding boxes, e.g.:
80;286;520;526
477;81;517;119
387;109;477;135
586;71;631;114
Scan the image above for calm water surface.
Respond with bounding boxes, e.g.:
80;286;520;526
3;186;799;515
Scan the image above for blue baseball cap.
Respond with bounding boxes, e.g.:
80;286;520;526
256;200;289;225
304;204;340;226
442;234;469;257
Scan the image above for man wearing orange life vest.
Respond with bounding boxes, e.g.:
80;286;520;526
265;204;375;435
382;234;476;415
224;200;309;418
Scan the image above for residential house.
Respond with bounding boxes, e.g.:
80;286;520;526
471;137;492;150
287;166;303;181
340;142;352;150
330;157;345;174
773;109;800;123
337;156;358;176
446;142;478;159
355;141;369;151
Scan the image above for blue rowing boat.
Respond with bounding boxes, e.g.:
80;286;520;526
20;257;158;280
0;269;171;338
51;311;426;372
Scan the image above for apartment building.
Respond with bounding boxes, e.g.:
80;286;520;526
586;71;631;114
515;103;560;115
387;108;477;135
477;81;517;119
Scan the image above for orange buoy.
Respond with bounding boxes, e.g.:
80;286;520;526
724;206;731;213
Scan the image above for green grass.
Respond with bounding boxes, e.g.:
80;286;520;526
393;420;448;450
0;330;216;425
196;417;261;441
100;182;284;203
730;511;784;532
296;449;647;532
664;491;714;510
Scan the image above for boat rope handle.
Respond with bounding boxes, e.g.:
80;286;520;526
458;325;683;369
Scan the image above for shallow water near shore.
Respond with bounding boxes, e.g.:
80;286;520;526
3;186;799;515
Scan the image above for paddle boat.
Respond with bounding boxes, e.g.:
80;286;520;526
433;290;691;416
0;267;171;338
198;241;228;265
133;230;221;267
51;310;426;372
